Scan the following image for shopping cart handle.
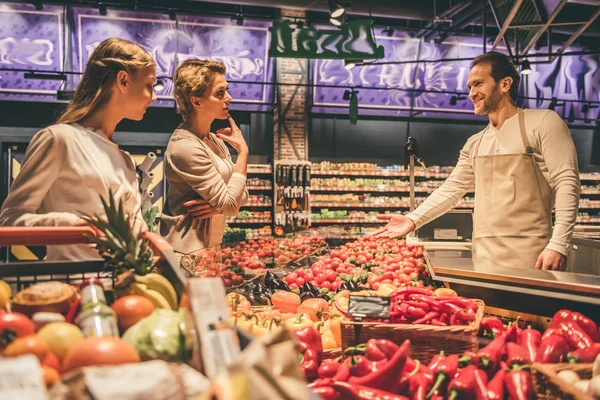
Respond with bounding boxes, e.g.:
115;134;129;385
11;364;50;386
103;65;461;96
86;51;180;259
0;227;97;246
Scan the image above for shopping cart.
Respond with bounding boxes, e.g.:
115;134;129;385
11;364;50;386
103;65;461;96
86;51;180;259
0;227;187;300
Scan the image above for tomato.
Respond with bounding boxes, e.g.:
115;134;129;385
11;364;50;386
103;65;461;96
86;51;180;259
315;273;326;284
63;337;140;373
289;283;299;290
297;298;329;322
320;282;332;291
271;290;301;314
402;266;414;275
325;270;337;281
296;269;305;277
401;250;415;258
304;272;314;282
112;295;155;334
4;335;49;361
0;312;36;348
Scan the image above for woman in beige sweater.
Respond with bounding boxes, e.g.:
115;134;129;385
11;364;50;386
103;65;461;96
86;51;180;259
160;60;248;259
0;38;156;260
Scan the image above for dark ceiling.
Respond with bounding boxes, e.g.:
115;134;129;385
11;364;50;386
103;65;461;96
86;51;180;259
14;0;600;51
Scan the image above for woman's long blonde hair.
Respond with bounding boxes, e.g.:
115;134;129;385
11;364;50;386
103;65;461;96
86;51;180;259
57;37;155;124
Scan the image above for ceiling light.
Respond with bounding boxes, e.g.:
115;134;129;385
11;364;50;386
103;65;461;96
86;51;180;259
382;26;394;37
328;0;345;18
520;59;532;75
344;59;360;70
168;9;176;21
153;80;165;92
99;3;107;16
231;14;244;26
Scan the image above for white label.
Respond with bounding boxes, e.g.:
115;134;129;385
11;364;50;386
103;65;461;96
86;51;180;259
84;361;179;400
187;277;241;378
0;355;48;400
434;228;458;240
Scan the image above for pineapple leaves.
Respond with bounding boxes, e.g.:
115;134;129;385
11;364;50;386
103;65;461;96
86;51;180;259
80;189;155;276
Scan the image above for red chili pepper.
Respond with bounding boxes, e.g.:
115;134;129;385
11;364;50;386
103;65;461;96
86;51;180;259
332;381;410;400
450;309;475;326
566;343;600;363
567;312;600;341
519;326;541;364
318;359;341;379
411;295;454;315
458;351;479;368
487;368;507;400
426;354;460;398
536;334;570;363
504;366;534;400
550;309;573;329
480;316;506;339
365;340;388;361
390;287;434;299
404;300;431;311
477;333;506;371
506;342;531;368
406;306;427;320
293;326;323;382
348;340;410;392
408;372;433;400
311;386;339;400
368;339;399;360
473;367;489;400
437;296;479;311
413;311;440;325
504;320;521;344
428;351;446;370
347;356;381;377
559;321;593;350
447;364;478;400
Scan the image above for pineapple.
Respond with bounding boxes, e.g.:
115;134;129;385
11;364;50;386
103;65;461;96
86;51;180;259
81;189;155;276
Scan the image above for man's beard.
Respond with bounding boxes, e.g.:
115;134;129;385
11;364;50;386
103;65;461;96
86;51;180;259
480;83;503;114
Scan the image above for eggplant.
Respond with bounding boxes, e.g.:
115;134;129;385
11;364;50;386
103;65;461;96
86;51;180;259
264;271;291;291
302;282;322;297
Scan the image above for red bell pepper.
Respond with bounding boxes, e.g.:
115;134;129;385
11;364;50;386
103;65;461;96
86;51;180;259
480;316;506;339
566;343;600;363
550;309;573;329
311;386;338;400
504;365;534;400
519;326;541;364
504;320;521;344
559;321;593;350
426;354;460;398
477;333;506;371
447;364;478;400
318;359;341;379
536;334;570;363
348;340;410;392
541;328;563;341
348;355;386;377
568;312;600;341
294;326;323;382
487;367;507;400
506;342;531;368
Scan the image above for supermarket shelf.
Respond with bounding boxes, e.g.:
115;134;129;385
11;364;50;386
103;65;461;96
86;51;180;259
312;170;450;178
248;170;273;175
311;219;385;224
240;203;273;208
311;203;475;209
311;187;475;194
226;220;272;224
247;186;273;191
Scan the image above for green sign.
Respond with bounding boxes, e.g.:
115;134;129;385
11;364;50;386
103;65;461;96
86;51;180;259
269;19;385;60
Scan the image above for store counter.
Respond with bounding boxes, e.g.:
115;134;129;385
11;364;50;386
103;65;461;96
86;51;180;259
424;248;600;324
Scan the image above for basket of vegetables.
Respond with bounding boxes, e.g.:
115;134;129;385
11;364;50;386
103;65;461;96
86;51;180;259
340;287;485;364
532;362;599;400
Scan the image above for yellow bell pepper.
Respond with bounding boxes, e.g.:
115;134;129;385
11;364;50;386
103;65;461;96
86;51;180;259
321;331;338;350
377;283;396;296
284;313;313;331
252;318;281;336
329;316;342;347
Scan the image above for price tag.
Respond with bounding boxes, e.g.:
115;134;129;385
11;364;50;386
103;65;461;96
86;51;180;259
0;354;48;400
348;295;390;319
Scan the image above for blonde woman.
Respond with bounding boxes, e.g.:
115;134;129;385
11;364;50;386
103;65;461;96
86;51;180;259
0;38;157;260
160;59;248;260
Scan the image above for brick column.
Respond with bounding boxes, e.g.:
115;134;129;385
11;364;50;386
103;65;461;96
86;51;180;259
274;9;309;161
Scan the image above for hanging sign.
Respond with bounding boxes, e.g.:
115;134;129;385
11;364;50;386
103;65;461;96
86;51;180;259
269;19;385;60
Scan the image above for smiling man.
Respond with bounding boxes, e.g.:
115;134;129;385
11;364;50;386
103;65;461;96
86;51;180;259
374;51;580;271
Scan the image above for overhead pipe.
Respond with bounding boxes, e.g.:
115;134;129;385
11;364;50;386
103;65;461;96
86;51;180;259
422;2;483;42
414;0;474;38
